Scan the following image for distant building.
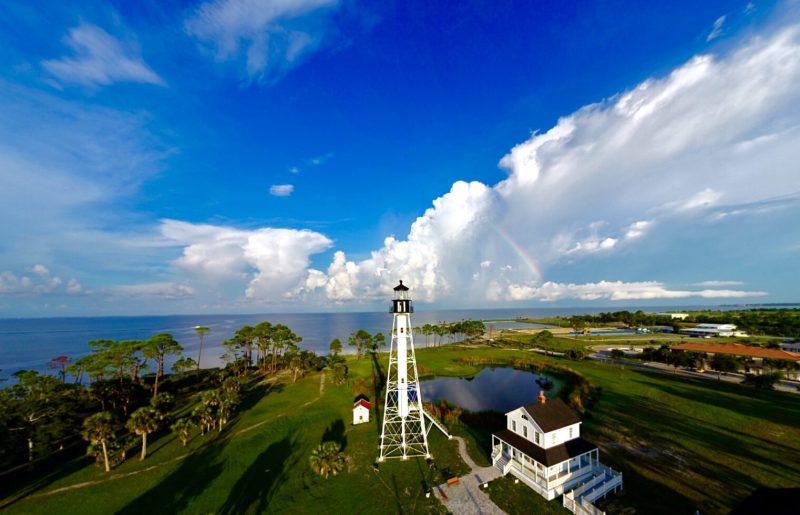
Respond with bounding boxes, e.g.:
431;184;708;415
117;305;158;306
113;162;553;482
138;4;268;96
657;312;689;320
782;342;800;353
491;391;622;512
353;398;371;425
680;323;747;337
673;342;800;362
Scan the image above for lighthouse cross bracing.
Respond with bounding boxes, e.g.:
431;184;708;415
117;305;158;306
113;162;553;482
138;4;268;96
379;281;431;461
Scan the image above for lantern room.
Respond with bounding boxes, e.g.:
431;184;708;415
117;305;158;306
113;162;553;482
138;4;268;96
391;280;413;314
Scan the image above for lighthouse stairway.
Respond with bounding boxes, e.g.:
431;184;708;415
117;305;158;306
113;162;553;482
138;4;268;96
423;409;453;440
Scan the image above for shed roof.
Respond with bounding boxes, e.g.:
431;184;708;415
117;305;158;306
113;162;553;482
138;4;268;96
521;398;582;433
494;429;596;467
673;342;800;361
353;399;371;410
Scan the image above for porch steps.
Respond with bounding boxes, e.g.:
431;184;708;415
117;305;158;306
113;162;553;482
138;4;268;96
563;466;623;515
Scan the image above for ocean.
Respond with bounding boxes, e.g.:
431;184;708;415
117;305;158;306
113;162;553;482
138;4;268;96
0;305;722;380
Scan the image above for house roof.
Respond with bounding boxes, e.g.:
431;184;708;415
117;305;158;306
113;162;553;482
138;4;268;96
353;399;371;410
494;429;597;467
673;343;800;361
521;398;582;433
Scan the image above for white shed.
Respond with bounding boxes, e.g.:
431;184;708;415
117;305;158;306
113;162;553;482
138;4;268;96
353;398;371;425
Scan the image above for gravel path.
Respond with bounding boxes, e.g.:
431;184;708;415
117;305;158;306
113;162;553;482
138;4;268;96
435;436;506;515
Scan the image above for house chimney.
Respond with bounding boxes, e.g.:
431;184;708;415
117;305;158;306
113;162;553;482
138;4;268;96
538;390;546;404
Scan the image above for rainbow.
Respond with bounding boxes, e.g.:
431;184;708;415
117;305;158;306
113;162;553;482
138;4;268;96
489;223;544;283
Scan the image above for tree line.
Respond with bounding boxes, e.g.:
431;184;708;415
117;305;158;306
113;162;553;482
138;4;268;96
413;320;486;347
0;321;322;475
610;345;798;387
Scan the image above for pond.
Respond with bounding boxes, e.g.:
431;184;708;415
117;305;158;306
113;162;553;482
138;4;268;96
420;367;561;412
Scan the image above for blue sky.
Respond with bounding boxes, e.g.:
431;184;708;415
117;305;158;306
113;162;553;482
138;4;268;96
0;0;798;316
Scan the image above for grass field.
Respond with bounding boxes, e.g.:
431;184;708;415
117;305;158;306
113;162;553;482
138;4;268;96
3;346;799;514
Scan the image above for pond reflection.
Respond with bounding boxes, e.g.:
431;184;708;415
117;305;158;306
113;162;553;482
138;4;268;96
420;367;560;412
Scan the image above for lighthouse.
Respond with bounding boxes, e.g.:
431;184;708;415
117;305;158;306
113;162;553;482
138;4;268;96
378;281;431;461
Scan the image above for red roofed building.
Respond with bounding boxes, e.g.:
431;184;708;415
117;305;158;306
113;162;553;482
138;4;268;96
673;342;800;361
353;398;371;425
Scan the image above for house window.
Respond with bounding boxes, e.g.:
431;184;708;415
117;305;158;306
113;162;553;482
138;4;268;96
523;426;528;438
512;420;516;432
534;432;540;445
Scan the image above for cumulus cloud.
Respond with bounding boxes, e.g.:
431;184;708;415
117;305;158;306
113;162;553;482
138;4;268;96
161;219;333;300
503;280;765;302
0;268;81;295
31;264;50;277
310;180;495;302
185;0;340;83
67;278;84;294
34;15;794;309
42;23;164;88
624;221;651;240
293;22;800;303
270;184;294;196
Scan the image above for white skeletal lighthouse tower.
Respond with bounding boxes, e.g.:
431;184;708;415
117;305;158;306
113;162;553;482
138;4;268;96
379;281;430;461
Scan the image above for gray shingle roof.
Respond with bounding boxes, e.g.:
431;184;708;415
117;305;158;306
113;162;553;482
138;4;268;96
521;398;581;432
494;429;596;467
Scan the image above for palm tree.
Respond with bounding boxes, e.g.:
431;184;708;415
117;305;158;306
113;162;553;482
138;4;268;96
126;407;160;460
193;404;215;435
143;333;183;398
83;412;115;472
194;326;209;371
171;418;195;446
309;441;346;479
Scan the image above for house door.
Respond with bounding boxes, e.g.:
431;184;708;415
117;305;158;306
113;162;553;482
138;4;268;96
502;442;509;456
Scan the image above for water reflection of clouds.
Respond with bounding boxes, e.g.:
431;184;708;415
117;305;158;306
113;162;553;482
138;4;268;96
421;368;560;412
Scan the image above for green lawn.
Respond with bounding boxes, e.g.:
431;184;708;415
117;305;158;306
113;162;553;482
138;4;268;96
3;346;799;515
487;476;571;514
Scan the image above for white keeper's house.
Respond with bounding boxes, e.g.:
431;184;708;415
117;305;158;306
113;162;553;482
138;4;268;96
492;391;622;514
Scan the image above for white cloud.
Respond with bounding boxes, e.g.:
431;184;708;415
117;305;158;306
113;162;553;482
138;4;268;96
624;221;652;240
0;80;174;295
31;264;50;277
692;280;745;287
115;282;195;298
311;180;495;302
67;278;84;294
161;219;333;301
289;166;300;174
708;15;727;42
664;188;722;213
185;0;340;83
0;268;81;295
290;22;800;303
505;280;765;302
42;23;164;88
306;152;333;166
270;184;294;196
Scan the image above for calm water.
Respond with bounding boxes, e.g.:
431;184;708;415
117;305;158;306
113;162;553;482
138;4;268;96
0;304;721;379
421;367;560;412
